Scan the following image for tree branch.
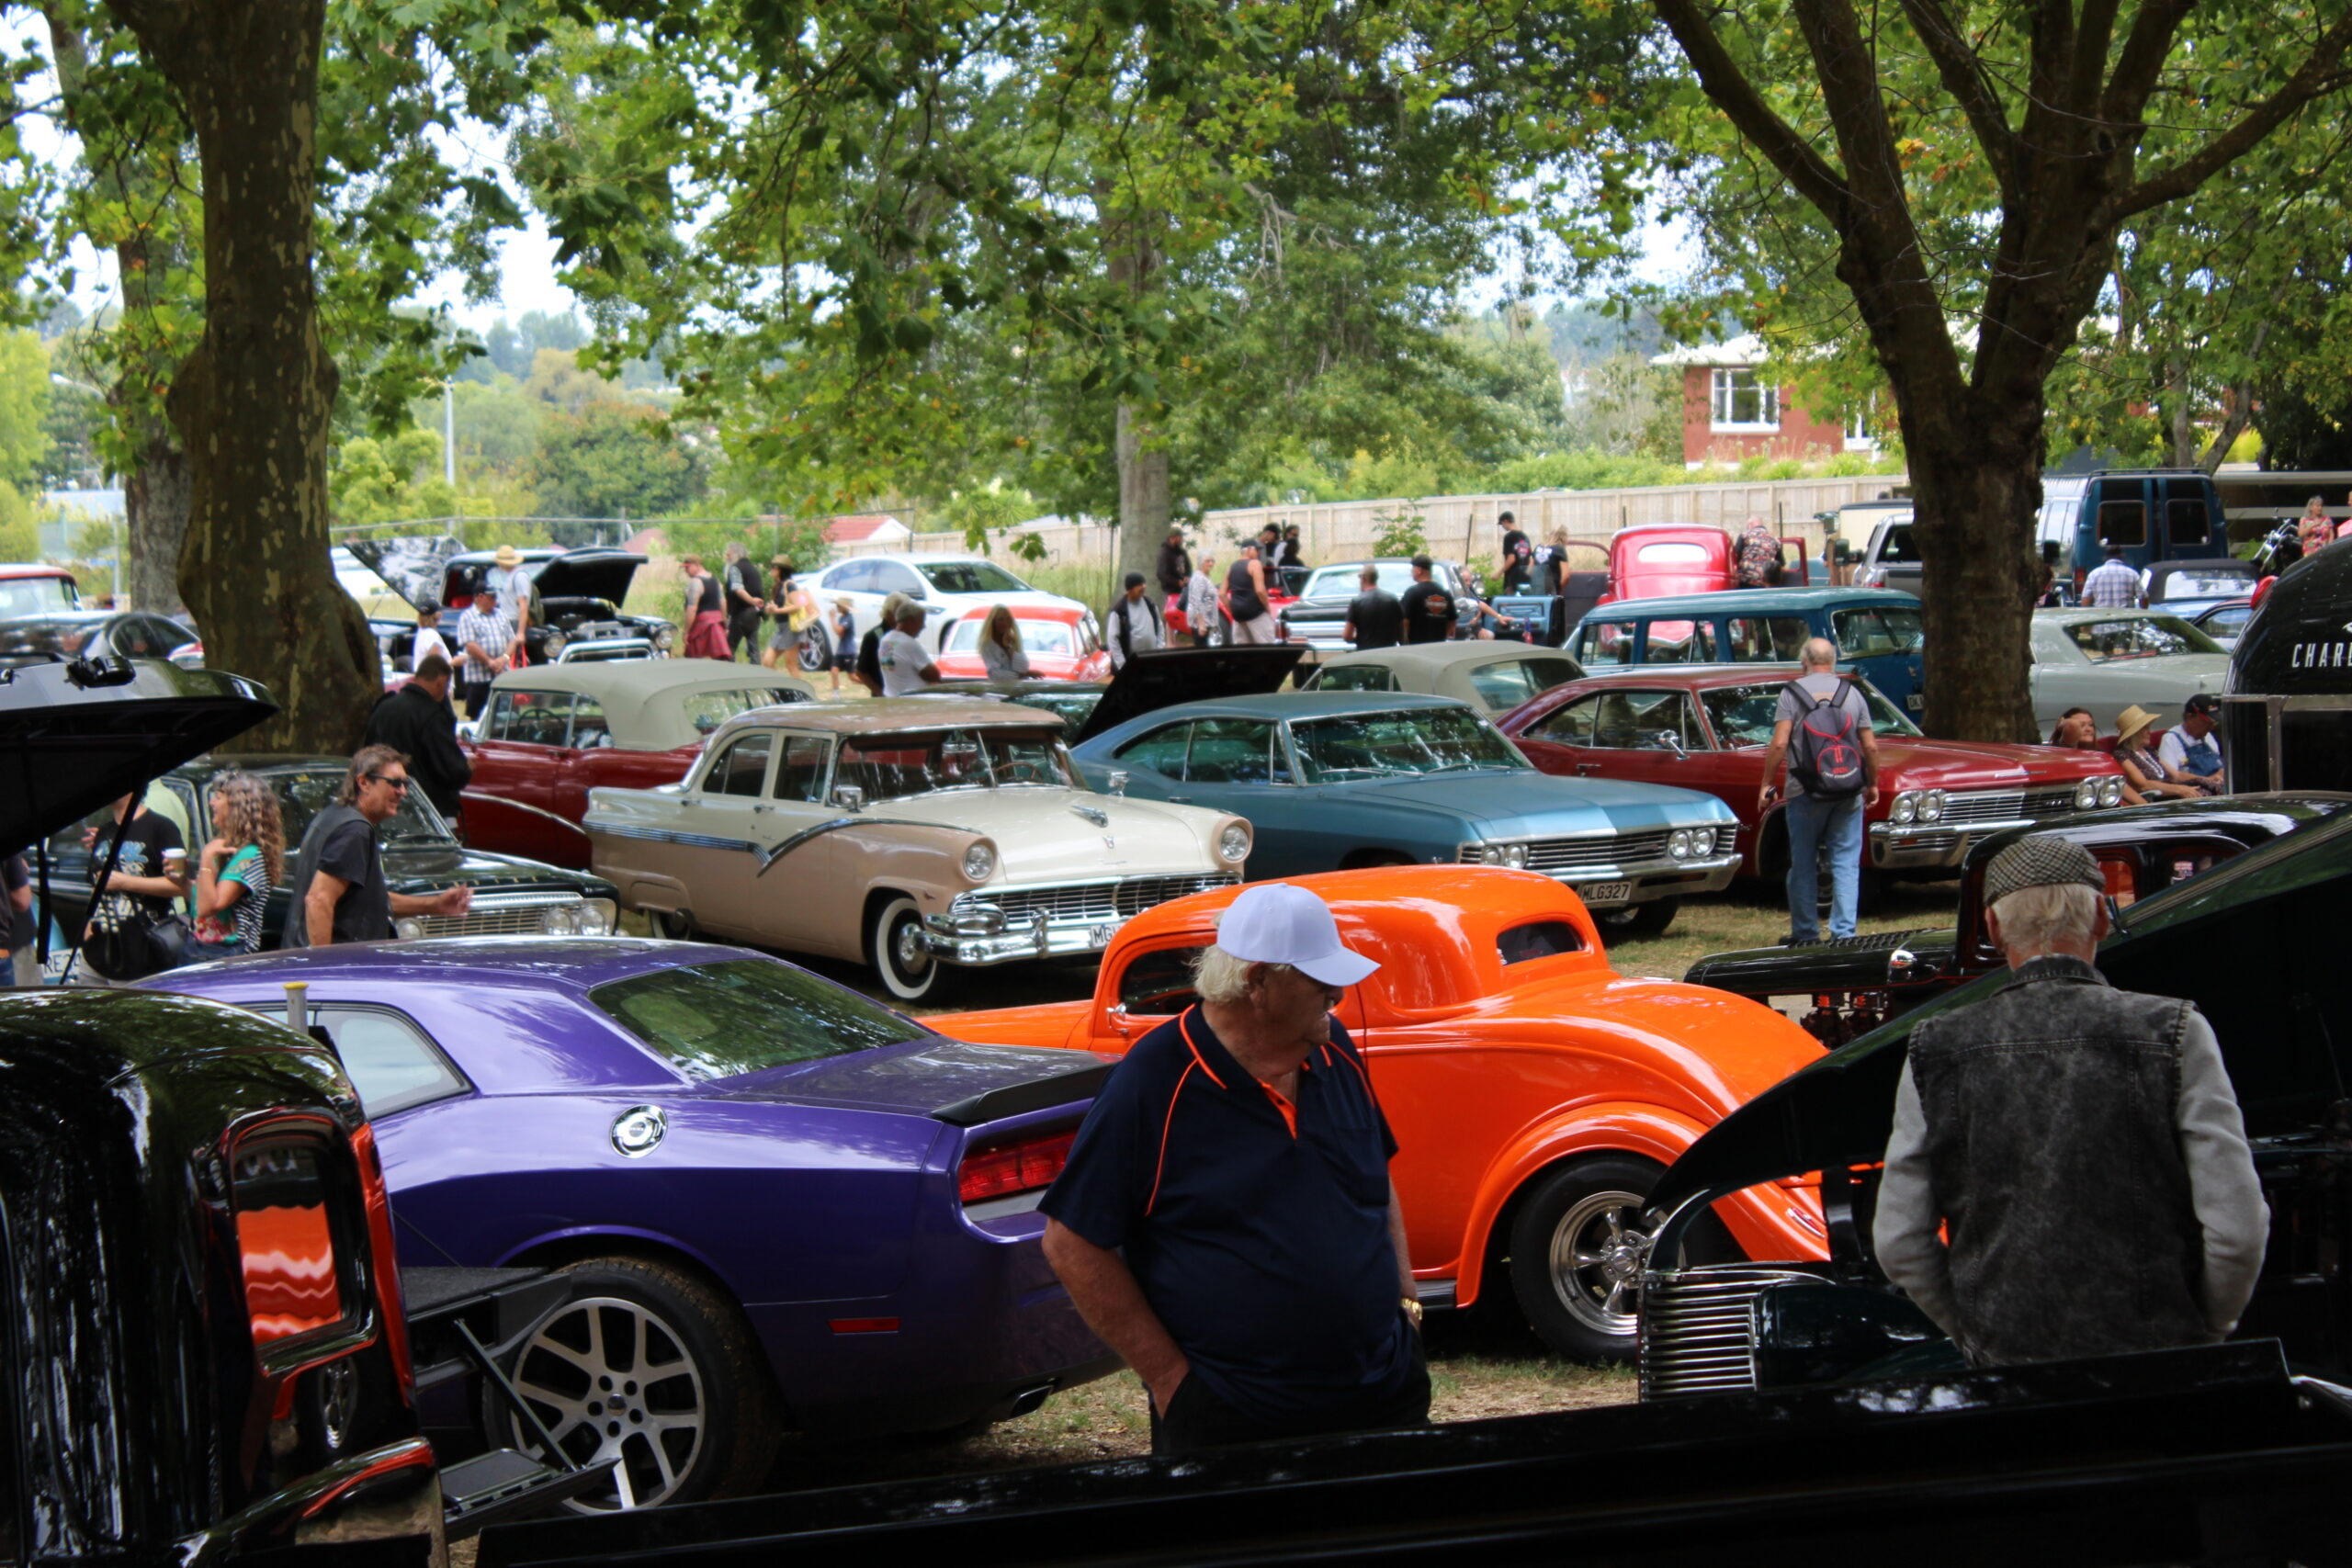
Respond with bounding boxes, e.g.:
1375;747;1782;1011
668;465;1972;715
2116;14;2352;219
1649;0;1849;219
2101;0;2199;126
1895;0;2017;200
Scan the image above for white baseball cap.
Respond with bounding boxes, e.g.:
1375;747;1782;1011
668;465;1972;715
1215;882;1378;987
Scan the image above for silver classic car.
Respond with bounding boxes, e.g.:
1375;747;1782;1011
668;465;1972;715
583;698;1251;998
2030;606;2230;733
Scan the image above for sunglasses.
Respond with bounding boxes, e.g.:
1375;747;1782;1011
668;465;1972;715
367;773;413;793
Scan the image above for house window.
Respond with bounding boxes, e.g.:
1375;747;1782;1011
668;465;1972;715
1844;404;1879;452
1710;368;1779;431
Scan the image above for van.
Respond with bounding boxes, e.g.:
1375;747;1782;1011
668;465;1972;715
2039;468;2224;586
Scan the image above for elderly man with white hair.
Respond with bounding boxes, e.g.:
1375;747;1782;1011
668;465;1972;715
1756;636;1880;942
1040;882;1426;1455
1872;834;2267;1369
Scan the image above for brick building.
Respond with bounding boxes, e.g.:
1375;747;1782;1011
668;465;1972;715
1652;335;1877;469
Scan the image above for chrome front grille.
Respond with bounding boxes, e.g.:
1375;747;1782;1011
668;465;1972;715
1463;829;1675;873
956;873;1238;928
1637;1265;1825;1399
1937;786;2083;828
408;891;582;939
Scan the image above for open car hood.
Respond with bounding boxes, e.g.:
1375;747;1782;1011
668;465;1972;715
0;660;277;857
342;534;464;612
526;549;646;605
1069;644;1304;745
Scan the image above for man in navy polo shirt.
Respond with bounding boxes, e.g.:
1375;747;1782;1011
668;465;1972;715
1041;882;1427;1454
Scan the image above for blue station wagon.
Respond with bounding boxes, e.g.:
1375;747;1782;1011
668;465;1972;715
1069;692;1741;936
1571;587;1928;713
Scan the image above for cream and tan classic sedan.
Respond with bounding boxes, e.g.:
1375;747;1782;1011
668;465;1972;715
584;698;1253;998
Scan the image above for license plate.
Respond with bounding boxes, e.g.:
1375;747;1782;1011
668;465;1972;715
1088;922;1119;947
1580;880;1634;907
1905;693;1925;710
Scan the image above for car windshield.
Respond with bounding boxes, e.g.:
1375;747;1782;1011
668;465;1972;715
836;727;1074;797
590;958;925;1082
1305;563;1415;598
2158;571;2253;600
2064;615;2223;661
262;768;453;846
0;575;77;617
1465;656;1580;711
1287;706;1528;782
1702;682;1922;746
681;688;799;736
921;561;1030;594
1831;604;1925;657
945;618;1076;655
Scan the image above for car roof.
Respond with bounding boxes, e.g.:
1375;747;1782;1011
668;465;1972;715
1616;523;1724;536
1319;641;1579;673
174;935;722;991
0;564;74;580
1557;663;1811;692
1122;691;1468;725
718;696;1069;737
1584;587;1916;618
487;661;815;750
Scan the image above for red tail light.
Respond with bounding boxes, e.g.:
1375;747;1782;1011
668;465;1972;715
958;1129;1076;1204
350;1122;416;1404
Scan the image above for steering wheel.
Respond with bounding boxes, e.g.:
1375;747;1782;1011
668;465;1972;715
998;761;1048;784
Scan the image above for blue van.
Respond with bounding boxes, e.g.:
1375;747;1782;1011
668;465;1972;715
2037;468;2227;583
1568;587;1928;713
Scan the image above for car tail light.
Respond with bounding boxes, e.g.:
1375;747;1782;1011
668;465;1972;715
350;1122;417;1403
958;1129;1077;1204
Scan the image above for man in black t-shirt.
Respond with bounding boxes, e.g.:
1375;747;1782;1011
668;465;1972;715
282;747;472;947
1498;511;1530;590
78;793;187;986
1342;566;1403;649
1396;556;1457;645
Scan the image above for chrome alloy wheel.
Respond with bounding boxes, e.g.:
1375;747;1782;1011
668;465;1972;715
1547;1188;1653;1337
509;1294;709;1512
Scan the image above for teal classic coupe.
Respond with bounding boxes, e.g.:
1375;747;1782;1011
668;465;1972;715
1068;692;1741;935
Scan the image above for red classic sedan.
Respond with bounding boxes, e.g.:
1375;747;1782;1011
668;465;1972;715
933;604;1112;682
460;660;813;868
1496;666;2127;891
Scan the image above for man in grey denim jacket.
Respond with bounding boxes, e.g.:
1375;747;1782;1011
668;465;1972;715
1873;835;2267;1368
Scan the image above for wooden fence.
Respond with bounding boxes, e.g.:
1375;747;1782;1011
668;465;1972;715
836;474;1909;572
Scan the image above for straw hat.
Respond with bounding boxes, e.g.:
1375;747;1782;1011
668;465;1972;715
492;544;522;568
2113;704;2161;748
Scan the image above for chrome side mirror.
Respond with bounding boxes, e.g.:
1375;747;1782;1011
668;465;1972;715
1655;729;1689;759
1106;770;1130;797
833;784;866;813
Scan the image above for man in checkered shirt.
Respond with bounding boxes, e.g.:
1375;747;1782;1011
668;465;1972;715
455;583;514;720
2080;545;2141;608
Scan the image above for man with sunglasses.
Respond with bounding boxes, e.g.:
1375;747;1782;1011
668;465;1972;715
283;746;473;947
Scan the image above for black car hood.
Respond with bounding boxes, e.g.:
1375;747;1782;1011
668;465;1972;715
521;550;646;605
1651;805;2352;1216
379;840;614;894
1069;644;1304;744
1683;928;1954;998
0;660;276;857
2229;541;2352;694
344;534;464;611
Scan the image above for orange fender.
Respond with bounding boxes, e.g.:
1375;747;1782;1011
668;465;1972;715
1449;1102;1826;1309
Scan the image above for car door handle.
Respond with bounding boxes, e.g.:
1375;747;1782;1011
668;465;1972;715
1576;763;1601;774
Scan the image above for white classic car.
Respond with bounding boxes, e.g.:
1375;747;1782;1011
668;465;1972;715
2029;607;2232;733
584;698;1251;998
1303;639;1587;716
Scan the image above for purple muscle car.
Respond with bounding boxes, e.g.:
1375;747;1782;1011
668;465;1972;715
154;937;1119;1512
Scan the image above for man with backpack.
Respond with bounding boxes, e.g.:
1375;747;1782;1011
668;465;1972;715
1755;637;1881;942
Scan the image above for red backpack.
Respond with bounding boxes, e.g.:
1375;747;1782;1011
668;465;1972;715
1783;678;1868;798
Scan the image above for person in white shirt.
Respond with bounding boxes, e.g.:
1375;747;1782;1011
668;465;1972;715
412;600;452;672
2154;693;2225;793
1108;571;1164;670
484;543;534;657
879;603;941;696
2080;546;2140;608
978;604;1030;682
1182;554;1219;648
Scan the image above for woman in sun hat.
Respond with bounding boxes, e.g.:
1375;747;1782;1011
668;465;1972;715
2111;705;2202;802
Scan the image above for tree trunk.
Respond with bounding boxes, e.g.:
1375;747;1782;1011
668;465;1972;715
1102;196;1170;598
122;427;188;614
107;0;377;752
1905;434;2044;742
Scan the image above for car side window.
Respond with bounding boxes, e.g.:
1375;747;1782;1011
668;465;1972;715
1723;616;1811;662
1313;664;1397;694
569;695;612;749
1639;620;1712;663
1465;658;1569;712
1702;686;1785;748
1577;620;1638;668
1114;723;1192;776
872;562;922;598
703;731;775;795
1586;690;1701;750
315;1006;469;1117
510;691;573;747
770;734;832;803
1833;608;1905;658
1182;717;1275;784
1118;944;1207;1014
1528;694;1600;745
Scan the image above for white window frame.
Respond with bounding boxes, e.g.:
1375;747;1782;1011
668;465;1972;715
1709;368;1780;432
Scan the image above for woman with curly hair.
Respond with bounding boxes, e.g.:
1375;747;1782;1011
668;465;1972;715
193;771;286;958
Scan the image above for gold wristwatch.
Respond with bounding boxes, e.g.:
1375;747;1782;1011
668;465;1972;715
1400;1295;1424;1329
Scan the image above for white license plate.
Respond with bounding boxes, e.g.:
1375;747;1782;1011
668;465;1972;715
1088;922;1118;947
1905;693;1925;710
1580;880;1634;907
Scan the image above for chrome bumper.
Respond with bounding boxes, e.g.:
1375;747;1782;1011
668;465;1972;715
919;909;1114;965
921;872;1241;965
1553;852;1741;906
555;637;658;663
1869;817;2043;870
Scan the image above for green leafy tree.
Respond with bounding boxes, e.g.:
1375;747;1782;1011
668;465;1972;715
523;401;711;520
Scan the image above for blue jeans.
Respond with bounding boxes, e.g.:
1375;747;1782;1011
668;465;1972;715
1785;792;1865;942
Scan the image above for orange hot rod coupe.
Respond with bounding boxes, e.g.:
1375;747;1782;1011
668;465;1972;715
939;865;1826;1359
